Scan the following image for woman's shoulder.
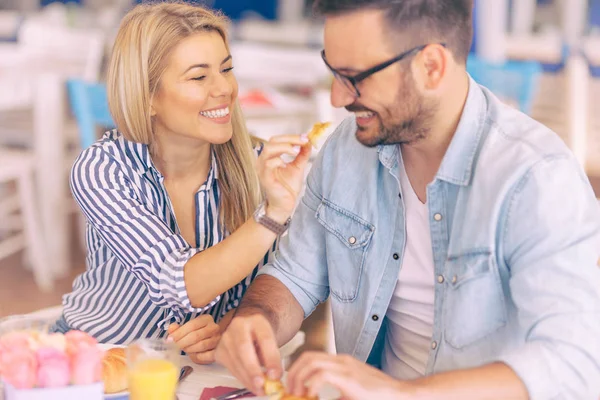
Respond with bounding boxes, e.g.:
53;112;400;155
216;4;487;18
72;130;148;183
76;129;123;157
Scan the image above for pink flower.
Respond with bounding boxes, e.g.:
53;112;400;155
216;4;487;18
36;347;70;388
64;330;97;356
0;331;31;348
64;330;103;384
0;342;38;389
70;345;104;385
0;341;7;376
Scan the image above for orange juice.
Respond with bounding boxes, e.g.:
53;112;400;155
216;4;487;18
128;358;178;400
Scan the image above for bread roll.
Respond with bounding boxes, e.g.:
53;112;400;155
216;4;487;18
102;347;128;394
264;378;285;400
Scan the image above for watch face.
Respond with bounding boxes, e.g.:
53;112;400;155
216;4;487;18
260;202;268;217
257;202;267;218
254;201;269;222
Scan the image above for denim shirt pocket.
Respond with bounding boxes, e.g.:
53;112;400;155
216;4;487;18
316;199;375;302
443;250;507;349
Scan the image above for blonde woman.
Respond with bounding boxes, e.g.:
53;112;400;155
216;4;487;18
52;2;311;364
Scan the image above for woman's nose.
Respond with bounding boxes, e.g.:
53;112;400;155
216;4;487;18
210;73;234;98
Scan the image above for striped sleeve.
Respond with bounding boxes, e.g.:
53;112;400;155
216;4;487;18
70;146;220;321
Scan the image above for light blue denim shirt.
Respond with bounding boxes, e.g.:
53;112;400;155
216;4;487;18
260;77;600;399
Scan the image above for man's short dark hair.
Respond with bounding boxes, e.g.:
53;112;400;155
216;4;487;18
314;0;473;63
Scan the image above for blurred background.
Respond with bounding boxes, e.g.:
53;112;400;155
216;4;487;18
0;0;598;354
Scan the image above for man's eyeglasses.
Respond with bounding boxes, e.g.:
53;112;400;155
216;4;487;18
321;43;446;98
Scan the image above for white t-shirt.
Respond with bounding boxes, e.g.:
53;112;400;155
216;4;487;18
382;156;435;380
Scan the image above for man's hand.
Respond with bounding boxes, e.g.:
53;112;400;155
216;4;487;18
215;314;283;395
287;352;412;400
167;314;221;365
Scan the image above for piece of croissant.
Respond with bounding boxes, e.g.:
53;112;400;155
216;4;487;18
307;122;331;147
102;347;128;394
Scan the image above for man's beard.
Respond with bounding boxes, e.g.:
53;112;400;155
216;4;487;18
348;75;438;148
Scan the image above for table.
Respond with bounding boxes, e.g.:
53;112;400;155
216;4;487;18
177;330;306;399
175;358;339;400
104;332;307;400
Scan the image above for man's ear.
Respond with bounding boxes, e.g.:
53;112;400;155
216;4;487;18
412;43;448;91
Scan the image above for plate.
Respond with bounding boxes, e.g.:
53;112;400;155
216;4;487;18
104;393;129;399
98;343;128;399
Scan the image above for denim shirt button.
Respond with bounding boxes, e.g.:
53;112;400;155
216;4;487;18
371;314;379;321
431;341;438;350
348;236;357;245
393;253;399;260
434;213;443;221
437;275;445;284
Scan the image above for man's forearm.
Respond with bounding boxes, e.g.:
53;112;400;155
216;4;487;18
408;362;528;400
217;309;236;332
234;274;305;346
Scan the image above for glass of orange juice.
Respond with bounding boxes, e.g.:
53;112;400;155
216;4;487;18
127;338;179;400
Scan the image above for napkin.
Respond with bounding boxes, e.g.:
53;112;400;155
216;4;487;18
199;386;254;400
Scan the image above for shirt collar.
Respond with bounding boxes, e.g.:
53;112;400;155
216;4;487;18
377;142;399;171
377;75;487;187
435;76;487;186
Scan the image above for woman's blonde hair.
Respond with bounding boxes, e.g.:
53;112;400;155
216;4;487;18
107;1;261;234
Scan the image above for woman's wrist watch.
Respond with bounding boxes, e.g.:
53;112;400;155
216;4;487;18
253;201;291;235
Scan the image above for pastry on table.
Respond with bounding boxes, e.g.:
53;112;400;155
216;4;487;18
102;347;128;394
264;378;317;400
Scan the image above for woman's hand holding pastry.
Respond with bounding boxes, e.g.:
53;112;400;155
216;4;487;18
256;134;312;223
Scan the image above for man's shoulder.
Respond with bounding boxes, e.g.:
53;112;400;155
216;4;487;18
477;92;578;182
482;89;573;162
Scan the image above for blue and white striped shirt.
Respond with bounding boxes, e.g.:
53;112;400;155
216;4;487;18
61;130;273;344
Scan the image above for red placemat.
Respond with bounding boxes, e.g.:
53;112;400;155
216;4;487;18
199;386;254;400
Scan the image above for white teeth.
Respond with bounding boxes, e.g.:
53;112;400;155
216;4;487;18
200;106;230;119
355;111;374;118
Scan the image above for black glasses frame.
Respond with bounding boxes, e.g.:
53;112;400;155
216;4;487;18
321;43;447;97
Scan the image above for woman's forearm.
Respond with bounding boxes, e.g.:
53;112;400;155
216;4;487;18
184;133;310;309
183;214;282;307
